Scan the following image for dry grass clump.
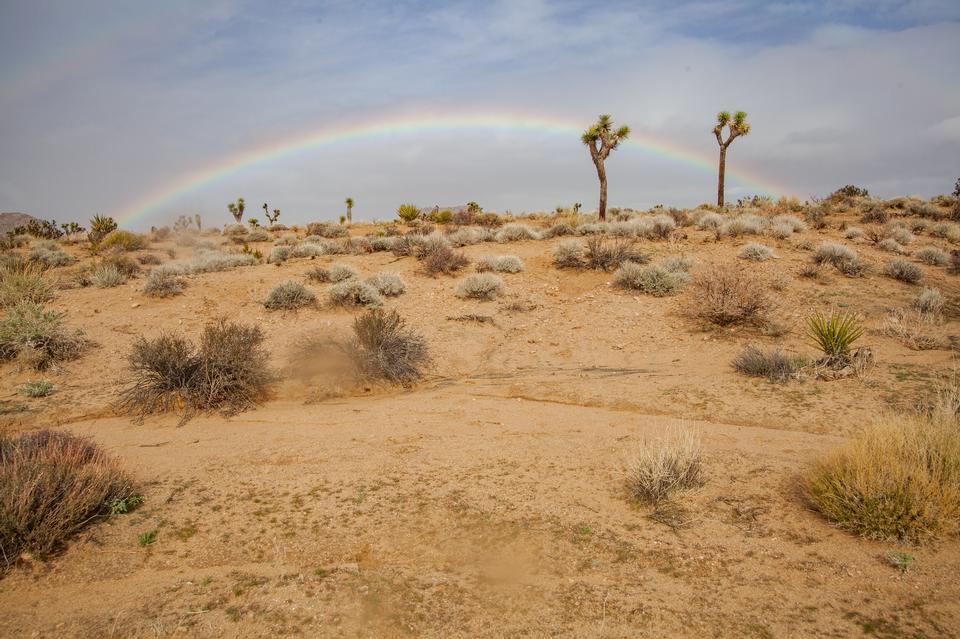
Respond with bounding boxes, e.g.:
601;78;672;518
913;246;948;266
625;426;703;504
268;245;291;263
28;243;75;268
494;223;541;243
328;280;383;307
914;287;944;314
732;345;801;382
696;212;724;231
882;308;945;351
0;261;55;307
844;227;865;240
718;214;765;238
190;249;257;273
738;242;775;261
365;272;406;296
884;259;922;284
347;309;429;384
805;412;960;542
584;237;646;271
692;266;772;326
0;430;136;566
143;269;186;297
0;303;88;370
327;264;358;282
878;238;905;254
90;263;125;288
456;273;504;300
305;222;348;238
931;222;960;243
137;254;163;265
813;242;856;266
264;280;316;310
553;240;584;268
100;230;147;252
117;319;270;423
614;261;691;296
102;254;142;278
476;255;524;273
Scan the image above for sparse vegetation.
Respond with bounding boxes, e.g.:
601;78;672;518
143;269;186;297
117;319;270;423
0;303;88;370
625;426;703;504
347;309;429;384
0;261;55;307
732;345;802;382
18;379;54;397
805;412;960;542
0;429;136;565
264;281;316;310
456;273;504;300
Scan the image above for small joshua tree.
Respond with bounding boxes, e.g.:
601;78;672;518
194;213;202;231
573;202;582;214
714;111;751;207
345;197;354;225
265;208;280;225
582;115;630;221
952;178;960;221
227;198;245;224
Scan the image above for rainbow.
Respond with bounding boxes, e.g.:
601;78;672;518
113;112;790;225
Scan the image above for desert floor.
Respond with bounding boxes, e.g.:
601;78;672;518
2;214;959;638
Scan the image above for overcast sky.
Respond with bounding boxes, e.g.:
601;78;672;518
1;0;959;229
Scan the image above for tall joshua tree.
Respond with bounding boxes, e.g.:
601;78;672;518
582;115;630;221
227;197;245;224
345;197;354;225
713;111;751;207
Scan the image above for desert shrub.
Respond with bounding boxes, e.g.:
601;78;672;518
692;267;772;326
719;214;765;237
805;413;960;542
366;272;406;296
276;233;299;246
0;303;88;370
247;229;270;242
832;185;870;199
291;243;328;258
883;308;945;351
28;243;75;268
553;240;584;268
476;255;524;273
264;280;316;310
771;214;806;233
456;273;504;300
143;269;185;297
768;221;794;239
347;309;429;384
931;222;960;242
223;224;248;236
190;249;257;273
696;212;724;231
738;242;775;261
813;242;857;266
99;255;141;278
625;426;703;504
305;222;349;239
543;223;575;238
732;345;800;382
913;246;948;266
0;430;136;565
0;262;55;307
328;280;383;307
447;227;494;247
327;264;358;283
18;379;54;397
421;244;469;276
884;259;922;284
585;237;645;271
305;266;331;282
267;245;289;263
495;223;541;243
641;214;677;239
861;208;888;224
888;227;915;246
808;310;863;362
914;287;944;315
614;261;690;296
117;319;270;423
369;236;394;252
844;227;865;240
90;263;125;288
100;230;146;252
661;256;695;273
389;234;423;257
878;238;905;254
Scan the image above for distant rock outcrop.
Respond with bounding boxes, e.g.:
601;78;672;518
0;212;39;236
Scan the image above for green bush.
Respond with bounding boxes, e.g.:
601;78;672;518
397;204;420;223
100;230;147;252
808;310;863;361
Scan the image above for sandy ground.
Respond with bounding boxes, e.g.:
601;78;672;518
1;214;959;637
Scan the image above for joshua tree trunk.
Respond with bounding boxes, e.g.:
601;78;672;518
347;205;352;225
596;162;608;221
717;146;727;207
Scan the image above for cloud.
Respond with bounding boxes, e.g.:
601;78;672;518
0;0;958;226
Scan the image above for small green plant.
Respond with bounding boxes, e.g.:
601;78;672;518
110;494;144;515
138;530;157;546
397;203;420;223
88;214;118;244
807;310;863;362
884;550;915;573
18;379;54;397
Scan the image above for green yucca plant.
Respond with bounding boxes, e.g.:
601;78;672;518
808;310;863;361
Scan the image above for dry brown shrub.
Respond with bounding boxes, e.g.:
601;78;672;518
691;266;773;326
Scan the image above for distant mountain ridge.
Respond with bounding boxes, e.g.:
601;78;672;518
0;212;39;235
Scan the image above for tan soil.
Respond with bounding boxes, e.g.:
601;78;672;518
1;215;959;638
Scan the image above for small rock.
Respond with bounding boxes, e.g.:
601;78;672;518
131;303;140;308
